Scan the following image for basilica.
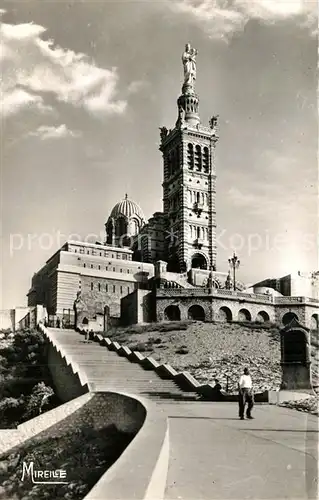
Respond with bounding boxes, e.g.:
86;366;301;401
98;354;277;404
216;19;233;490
26;44;319;332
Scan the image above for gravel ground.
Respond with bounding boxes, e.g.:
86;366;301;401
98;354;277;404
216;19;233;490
279;396;319;417
108;322;283;394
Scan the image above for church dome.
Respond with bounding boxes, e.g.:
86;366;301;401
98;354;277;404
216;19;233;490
109;194;145;221
105;194;145;246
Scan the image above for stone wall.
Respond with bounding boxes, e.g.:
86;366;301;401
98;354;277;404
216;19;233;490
0;394;91;455
47;344;89;403
156;294;275;323
80;276;137;318
156;290;319;327
121;291;138;325
121;290;153;325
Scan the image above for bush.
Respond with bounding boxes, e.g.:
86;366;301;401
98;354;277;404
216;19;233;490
23;382;54;419
175;347;189;355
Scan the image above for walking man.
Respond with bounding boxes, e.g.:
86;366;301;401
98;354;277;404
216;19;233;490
238;367;254;420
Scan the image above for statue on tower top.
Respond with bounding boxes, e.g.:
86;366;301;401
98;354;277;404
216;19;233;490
182;43;197;89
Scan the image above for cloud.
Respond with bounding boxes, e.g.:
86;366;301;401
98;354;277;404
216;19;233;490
28;124;81;140
0;18;127;118
171;0;317;40
1;88;52;117
127;80;149;94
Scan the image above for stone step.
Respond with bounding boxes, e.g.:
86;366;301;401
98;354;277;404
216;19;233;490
47;328;200;402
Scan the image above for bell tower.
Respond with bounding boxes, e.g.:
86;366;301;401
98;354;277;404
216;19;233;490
159;43;219;273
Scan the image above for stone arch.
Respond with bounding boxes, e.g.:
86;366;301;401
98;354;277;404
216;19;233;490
310;314;318;330
282;312;299;326
191;252;208;270
238;309;252;322
188;304;205;321
218;306;232;322
256;310;270;323
164;305;181;321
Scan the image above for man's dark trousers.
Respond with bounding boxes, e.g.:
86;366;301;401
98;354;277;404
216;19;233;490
238;388;254;418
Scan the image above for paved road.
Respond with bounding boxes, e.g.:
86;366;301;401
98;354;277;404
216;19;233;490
161;402;318;499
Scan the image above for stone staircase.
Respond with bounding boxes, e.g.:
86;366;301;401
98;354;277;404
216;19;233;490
47;329;199;402
162;272;195;289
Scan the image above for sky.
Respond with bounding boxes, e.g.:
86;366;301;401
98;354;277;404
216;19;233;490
1;0;318;309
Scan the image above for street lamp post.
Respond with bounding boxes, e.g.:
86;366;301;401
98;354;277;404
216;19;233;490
228;252;240;291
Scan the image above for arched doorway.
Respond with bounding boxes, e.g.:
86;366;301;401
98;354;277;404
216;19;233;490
218;306;232;323
282;312;298;326
256;311;270;323
238;309;251;322
188;305;205;321
82;317;89;325
310;314;318;331
191;253;207;270
164;305;181;321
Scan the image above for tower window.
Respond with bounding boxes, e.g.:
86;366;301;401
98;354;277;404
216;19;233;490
84;263;86;268
106;284;108;292
203;147;209;173
91;282;93;291
106;266;108;271
113;285;116;293
113;267;115;272
91;264;93;269
98;283;101;291
127;287;130;294
195;145;202;172
120;286;123;294
98;265;101;270
187;143;194;170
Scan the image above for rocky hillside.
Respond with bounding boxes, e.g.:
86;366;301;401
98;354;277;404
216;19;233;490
107;321;318;395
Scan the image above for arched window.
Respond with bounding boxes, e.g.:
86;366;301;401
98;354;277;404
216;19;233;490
203;147;209;173
187;143;194;170
195;145;202;172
